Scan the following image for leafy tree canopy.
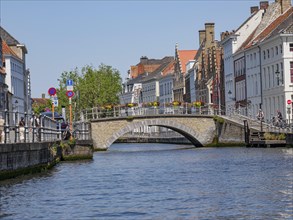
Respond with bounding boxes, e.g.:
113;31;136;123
56;64;122;118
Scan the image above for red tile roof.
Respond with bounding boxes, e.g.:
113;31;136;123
245;7;293;49
177;50;197;73
2;40;19;58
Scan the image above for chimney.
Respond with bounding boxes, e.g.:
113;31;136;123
259;1;269;10
41;93;45;99
140;56;148;64
199;30;205;46
220;31;230;41
250;6;259;14
205;23;215;46
280;0;291;13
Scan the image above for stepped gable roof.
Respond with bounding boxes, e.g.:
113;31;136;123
194;41;205;61
245;7;293;48
177;50;197;73
2;40;19;58
0;26;19;45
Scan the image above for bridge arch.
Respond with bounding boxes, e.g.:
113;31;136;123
91;116;216;150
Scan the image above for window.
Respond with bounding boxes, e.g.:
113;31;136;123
267;49;270;59
255;77;258;95
281;62;283;84
272;65;275;87
291;62;293;83
263;68;266;89
280;45;283;54
275;46;278;55
290;43;293;52
263;51;266;60
268;66;271;88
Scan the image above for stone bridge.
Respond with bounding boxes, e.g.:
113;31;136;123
91;115;218;150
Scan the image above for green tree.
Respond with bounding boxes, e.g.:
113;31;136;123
56;64;122;119
32;99;52;115
78;64;122;109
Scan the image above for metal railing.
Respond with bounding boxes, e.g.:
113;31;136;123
76;104;222;122
76;104;292;134
0;110;62;144
225;105;292;133
72;121;91;141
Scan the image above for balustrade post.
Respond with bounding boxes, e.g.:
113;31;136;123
32;113;36;143
40;116;44;142
4;109;10;144
24;112;29;142
15;111;19;143
58;121;61;140
82;122;85;140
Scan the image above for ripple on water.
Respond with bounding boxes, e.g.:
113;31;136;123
0;145;292;219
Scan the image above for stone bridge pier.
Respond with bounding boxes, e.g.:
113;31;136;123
91;115;217;150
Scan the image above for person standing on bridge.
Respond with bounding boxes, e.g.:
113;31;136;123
19;117;25;142
257;109;264;121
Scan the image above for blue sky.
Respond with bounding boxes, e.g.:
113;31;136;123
1;0;275;97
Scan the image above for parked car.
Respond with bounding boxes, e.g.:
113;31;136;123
40;111;60;118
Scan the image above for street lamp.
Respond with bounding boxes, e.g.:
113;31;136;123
275;70;282;85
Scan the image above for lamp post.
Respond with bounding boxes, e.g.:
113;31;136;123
275;70;281;86
14;99;18;121
228;90;233;115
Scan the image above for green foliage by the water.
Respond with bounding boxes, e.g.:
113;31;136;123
34;64;122;118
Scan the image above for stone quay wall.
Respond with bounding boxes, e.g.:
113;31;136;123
0;142;56;180
0;140;94;180
217;120;245;144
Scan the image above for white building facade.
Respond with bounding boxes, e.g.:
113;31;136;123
221;8;264;114
4;54;25;114
159;73;173;105
261;31;293;122
1;27;31;118
142;73;161;103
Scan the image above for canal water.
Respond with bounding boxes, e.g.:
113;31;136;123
0;144;292;219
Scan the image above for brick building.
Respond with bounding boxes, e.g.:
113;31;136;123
195;23;223;110
173;44;197;102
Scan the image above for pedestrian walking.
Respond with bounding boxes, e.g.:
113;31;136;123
257;109;264;121
19;117;25;142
